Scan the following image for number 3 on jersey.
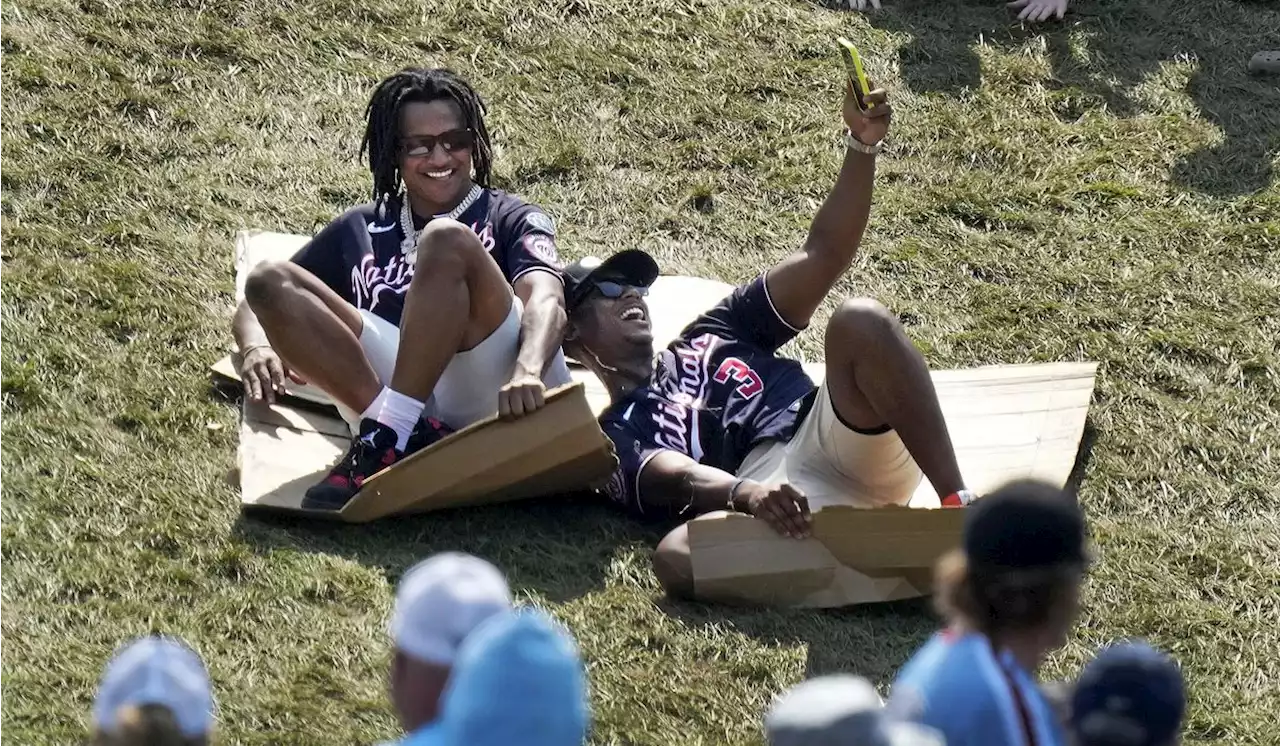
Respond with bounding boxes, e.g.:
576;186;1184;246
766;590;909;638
714;357;763;400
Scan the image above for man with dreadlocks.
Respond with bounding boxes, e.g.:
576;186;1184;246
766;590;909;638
232;67;574;510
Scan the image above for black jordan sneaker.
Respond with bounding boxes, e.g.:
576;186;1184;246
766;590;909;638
301;418;400;511
404;415;456;457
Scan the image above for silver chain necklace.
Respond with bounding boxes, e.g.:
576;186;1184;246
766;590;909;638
399;184;484;265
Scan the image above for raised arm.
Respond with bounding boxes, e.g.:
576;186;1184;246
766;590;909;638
763;83;894;330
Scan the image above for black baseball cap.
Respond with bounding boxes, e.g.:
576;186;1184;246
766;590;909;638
561;249;660;312
962;479;1087;570
1070;639;1186;746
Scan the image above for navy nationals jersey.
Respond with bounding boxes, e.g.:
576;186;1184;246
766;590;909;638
289;189;562;328
599;276;818;518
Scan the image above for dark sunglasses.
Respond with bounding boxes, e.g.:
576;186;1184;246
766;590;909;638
400;128;476;158
592;281;649;299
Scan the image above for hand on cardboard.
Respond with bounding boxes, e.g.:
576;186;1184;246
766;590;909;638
240;346;304;404
741;481;813;539
498;372;547;420
1007;0;1069;22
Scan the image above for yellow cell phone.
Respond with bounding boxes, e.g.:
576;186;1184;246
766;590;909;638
837;36;875;110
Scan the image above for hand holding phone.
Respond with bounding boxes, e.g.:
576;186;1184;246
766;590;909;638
837;37;875;110
835;38;893;146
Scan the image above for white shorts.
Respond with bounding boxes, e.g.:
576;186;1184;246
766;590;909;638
335;297;574;435
735;382;923;510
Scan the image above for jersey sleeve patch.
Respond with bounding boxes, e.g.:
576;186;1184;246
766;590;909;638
525;210;557;236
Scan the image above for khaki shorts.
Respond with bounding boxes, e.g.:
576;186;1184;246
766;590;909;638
735;381;923;510
335;297;573;435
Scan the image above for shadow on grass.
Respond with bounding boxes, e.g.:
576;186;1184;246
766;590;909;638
1065;417;1098;497
231;494;664;604
837;0;1278;196
656;594;937;684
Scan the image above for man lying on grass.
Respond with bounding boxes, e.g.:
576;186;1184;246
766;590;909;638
560;82;975;601
232;67;573;511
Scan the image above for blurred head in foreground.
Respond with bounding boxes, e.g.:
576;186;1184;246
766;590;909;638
388;552;513;734
91;635;215;746
1070;640;1186;746
934;478;1089;665
766;675;945;746
409;607;590;746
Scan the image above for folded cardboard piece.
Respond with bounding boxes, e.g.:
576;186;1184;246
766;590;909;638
687;360;1098;608
236;379;614;522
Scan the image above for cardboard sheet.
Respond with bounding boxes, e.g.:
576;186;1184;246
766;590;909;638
687;361;1098;608
239;381;615;522
218;228;1098;595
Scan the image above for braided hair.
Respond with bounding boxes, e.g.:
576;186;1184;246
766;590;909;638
360;67;494;215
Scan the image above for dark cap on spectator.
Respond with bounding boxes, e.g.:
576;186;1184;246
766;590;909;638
1070;639;1186;746
561;250;660;312
962;479;1087;570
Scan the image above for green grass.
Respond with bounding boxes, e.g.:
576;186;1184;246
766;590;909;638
3;0;1278;743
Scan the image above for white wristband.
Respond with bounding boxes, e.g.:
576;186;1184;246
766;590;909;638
844;129;882;155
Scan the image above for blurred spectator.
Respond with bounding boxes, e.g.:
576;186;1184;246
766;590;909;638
1042;679;1073;729
90;635;215;746
845;0;1071;23
384;552;513;743
403;607;590;746
887;478;1089;746
766;675;946;745
1069;640;1186;746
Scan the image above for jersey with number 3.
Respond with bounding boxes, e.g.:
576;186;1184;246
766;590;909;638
599;275;818;518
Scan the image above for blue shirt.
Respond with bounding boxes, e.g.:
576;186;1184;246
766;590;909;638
889;629;1067;746
599;275;818;518
290;190;562;328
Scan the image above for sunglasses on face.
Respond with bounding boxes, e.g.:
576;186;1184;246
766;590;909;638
592;281;649;299
400;128;476;158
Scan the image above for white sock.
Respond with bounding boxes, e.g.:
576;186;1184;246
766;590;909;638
372;387;426;451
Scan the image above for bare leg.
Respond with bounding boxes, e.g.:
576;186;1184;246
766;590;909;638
244;261;381;414
823;298;966;498
653;512;828;606
388;219;514;401
653;522;697;600
295;220;518;511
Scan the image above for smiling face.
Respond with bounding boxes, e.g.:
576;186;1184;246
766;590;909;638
568;281;656;373
398;99;475;215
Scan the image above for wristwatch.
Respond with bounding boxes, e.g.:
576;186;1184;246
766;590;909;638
844;129;882;155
